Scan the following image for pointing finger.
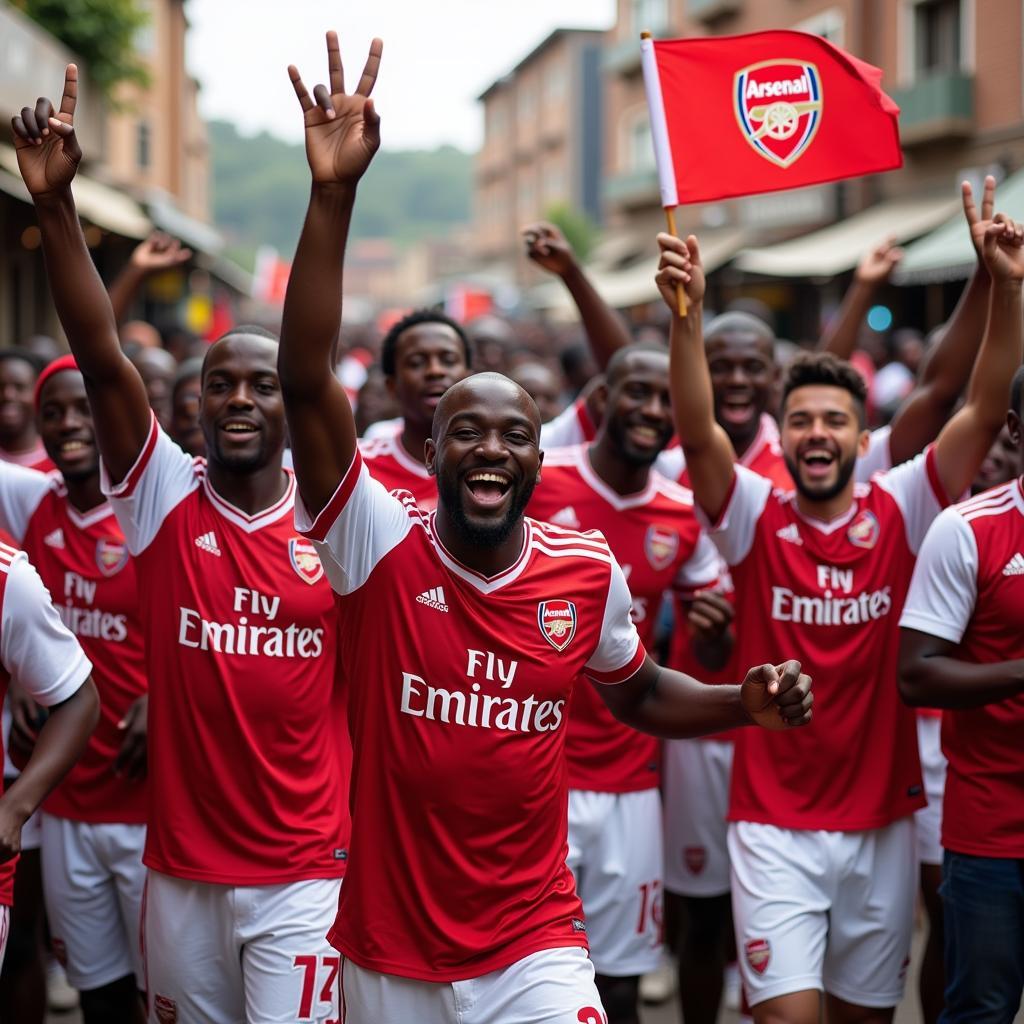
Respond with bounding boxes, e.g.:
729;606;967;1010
326;30;344;95
59;64;78;117
355;37;383;97
288;66;314;112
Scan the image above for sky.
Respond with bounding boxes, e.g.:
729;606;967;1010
186;0;616;152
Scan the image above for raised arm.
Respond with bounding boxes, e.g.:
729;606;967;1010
656;232;737;521
108;232;192;327
523;221;633;370
11;66;152;482
932;210;1024;499
818;236;903;358
278;33;381;517
885;178;996;465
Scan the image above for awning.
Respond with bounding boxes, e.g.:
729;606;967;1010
734;195;960;278
146;190;223;256
530;226;745;314
893;167;1024;284
0;144;152;239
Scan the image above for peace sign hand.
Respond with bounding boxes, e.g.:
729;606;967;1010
11;64;82;197
288;32;382;186
962;175;997;260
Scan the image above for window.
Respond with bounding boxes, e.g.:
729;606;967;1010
795;7;845;47
518;84;536;125
136;122;151;170
545;64;567;104
630;0;668;35
625;110;655;173
913;0;962;76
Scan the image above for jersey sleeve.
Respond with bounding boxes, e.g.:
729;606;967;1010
100;413;199;555
584;555;646;685
899;508;978;644
697;464;773;567
672;531;724;598
295;450;418;596
0;463;52;542
0;552;91;706
540;400;586;449
855;424;892;483
873;446;949;554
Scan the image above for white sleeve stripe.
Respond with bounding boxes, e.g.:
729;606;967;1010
532;542;612;563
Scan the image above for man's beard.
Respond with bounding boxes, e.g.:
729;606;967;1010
784;449;858;503
607;417;669;467
437;473;538;547
207;432;272;474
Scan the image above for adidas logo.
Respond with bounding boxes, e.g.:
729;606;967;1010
194;531;221;557
776;523;802;546
551;506;581;529
43;528;64;549
415;586;448;613
1002;553;1024;576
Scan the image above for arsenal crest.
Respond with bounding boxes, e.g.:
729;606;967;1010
745;937;771;975
289;537;324;585
847;510;880;550
95;538;128;577
645;524;679;571
538;599;577;652
734;60;822;168
684;846;706;875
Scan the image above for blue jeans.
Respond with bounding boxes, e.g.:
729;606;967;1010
939;850;1024;1023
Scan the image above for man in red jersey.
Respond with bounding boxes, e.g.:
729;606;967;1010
13;68;349;1024
0;536;99;972
528;342;727;1024
278;33;812;1024
655;185;1023;1024
898;365;1024;1024
0;357;148;1021
358;309;472;506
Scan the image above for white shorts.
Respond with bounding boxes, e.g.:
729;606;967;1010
143;870;343;1024
340;946;605;1024
914;715;947;867
662;739;733;897
40;814;146;991
566;788;663;977
0;905;8;973
728;819;916;1009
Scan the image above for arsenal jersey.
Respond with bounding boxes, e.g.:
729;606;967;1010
0;541;92;903
101;417;348;885
528;445;719;792
901;479;1024;858
299;451;646;981
359;431;437;509
705;449;949;831
0;440;55;474
0;463;146;822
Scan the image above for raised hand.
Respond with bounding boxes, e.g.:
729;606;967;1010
288;32;382;186
522;222;577;277
740;660;813;731
656;232;705;310
11;64;82;197
855;235;903;284
980;213;1024;282
130;232;192;272
962;175;997;260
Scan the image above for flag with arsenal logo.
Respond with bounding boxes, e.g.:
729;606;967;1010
640;30;902;205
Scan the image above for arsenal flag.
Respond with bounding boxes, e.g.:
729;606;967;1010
641;30;902;205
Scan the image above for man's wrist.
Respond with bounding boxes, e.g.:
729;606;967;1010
32;187;74;211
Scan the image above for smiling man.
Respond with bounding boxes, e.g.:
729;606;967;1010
656;192;1023;1024
12;67;350;1023
278;33;811;1024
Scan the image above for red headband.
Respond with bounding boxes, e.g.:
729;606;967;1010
34;355;80;410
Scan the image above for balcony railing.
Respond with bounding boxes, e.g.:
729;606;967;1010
891;71;974;146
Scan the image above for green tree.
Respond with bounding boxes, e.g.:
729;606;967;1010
14;0;149;94
543;202;598;264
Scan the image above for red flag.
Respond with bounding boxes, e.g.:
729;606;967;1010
641;30;902;205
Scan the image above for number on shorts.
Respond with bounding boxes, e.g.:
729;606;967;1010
577;1008;609;1024
293;954;341;1021
636;880;664;942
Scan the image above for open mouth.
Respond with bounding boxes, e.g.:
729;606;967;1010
463;469;512;508
220;420;259;439
719;395;755;426
627;424;664;449
422;389;448;410
800;449;836;480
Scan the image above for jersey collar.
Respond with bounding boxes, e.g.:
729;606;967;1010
200;466;296;533
427;512;532;594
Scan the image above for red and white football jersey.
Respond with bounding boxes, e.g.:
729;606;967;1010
0;440;55;474
539;396;597;450
704;449;949;831
900;479;1024;858
358;432;437;510
0;463;146;823
0;541;92;904
101;416;348;885
528;444;719;792
298;451;645;981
